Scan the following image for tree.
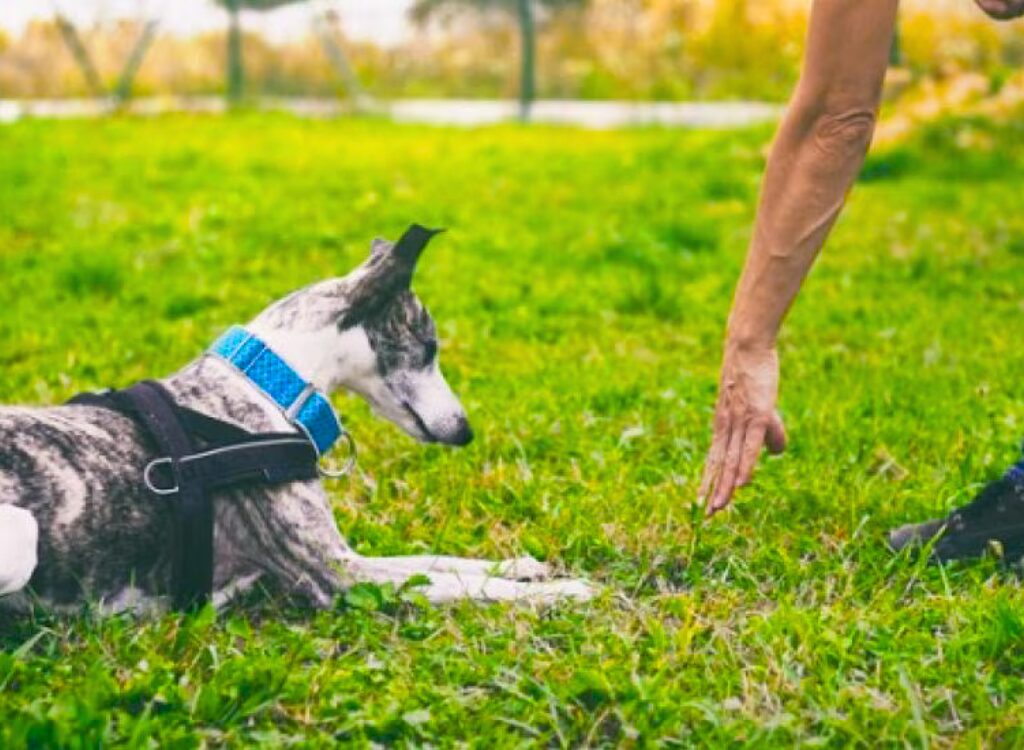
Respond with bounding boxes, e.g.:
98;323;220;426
54;14;104;97
313;8;371;110
53;14;159;105
410;0;584;121
212;0;309;103
115;20;160;103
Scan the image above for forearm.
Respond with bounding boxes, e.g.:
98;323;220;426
727;102;877;347
726;0;898;350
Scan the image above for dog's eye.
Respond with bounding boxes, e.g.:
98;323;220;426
424;339;438;362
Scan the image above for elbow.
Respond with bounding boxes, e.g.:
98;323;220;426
808;107;878;158
786;84;880;152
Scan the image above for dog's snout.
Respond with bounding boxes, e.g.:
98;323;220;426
448;416;473;446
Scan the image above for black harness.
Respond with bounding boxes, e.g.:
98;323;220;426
71;381;320;610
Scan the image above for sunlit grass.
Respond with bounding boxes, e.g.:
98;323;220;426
2;112;1024;745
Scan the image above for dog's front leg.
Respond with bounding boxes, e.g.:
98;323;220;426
236;488;595;608
225;485;355;609
348;554;553;581
343;556;596;605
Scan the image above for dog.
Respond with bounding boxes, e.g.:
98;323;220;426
0;228;594;614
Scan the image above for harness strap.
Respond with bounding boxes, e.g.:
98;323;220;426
149;437;318;492
70;380;319;610
129;382;213;610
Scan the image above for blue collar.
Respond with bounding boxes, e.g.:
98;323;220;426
209;326;343;455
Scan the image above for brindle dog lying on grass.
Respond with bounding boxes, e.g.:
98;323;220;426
0;228;594;614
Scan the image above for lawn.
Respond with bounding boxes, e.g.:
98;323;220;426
2;112;1024;746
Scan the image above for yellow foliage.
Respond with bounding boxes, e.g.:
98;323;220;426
0;3;1022;101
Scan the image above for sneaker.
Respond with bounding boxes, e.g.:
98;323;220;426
887;453;1024;563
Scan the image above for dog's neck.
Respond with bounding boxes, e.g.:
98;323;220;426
243;321;344;393
161;357;297;435
151;327;369;595
158;322;374;436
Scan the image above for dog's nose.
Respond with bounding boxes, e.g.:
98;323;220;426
448;416;474;446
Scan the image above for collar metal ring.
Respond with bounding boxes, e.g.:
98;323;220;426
319;431;357;479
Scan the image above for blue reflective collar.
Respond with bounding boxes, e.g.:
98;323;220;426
209;326;343;455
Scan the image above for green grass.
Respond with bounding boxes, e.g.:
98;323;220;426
2;112;1024;746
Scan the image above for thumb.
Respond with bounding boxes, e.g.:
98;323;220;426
765;412;787;454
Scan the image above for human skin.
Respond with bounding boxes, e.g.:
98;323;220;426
699;0;1024;515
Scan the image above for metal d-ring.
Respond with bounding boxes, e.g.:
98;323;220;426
143;457;180;496
318;431;357;479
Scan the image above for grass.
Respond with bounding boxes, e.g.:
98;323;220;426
2;112;1024;746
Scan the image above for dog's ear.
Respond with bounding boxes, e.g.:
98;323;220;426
391;224;443;268
341;224;443;325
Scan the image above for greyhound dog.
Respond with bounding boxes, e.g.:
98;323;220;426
0;228;593;614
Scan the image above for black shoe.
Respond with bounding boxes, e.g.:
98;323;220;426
888;457;1024;563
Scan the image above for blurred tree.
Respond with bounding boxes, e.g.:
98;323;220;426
410;0;586;121
54;14;105;97
52;14;160;105
212;0;309;102
115;20;160;103
313;8;371;110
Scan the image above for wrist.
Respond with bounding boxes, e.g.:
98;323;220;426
725;298;780;352
724;325;777;355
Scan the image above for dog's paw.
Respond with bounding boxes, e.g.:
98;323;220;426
496;556;552;581
528;578;596;604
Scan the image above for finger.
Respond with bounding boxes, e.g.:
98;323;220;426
699;437;726;506
709;427;744;514
710;423;746;514
736;419;768;487
698;414;730;502
765;412;787;455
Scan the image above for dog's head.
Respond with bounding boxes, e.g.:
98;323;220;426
249;227;472;446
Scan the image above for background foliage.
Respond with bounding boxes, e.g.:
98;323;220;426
1;0;1022;101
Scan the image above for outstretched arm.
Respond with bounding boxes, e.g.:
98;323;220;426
699;0;899;515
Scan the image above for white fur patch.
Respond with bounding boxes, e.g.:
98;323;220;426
101;585;164;615
247;322;378;395
51;464;89;527
0;505;38;596
347;555;595;605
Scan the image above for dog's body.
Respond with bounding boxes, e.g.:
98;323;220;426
0;230;592;613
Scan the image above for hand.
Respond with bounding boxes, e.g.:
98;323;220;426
974;0;1024;19
699;341;787;516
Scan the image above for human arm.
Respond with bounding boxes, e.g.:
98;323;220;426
699;0;899;515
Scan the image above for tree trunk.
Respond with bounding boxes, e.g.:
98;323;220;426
226;0;244;104
115;20;159;104
315;11;370;110
516;0;535;122
55;15;105;98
